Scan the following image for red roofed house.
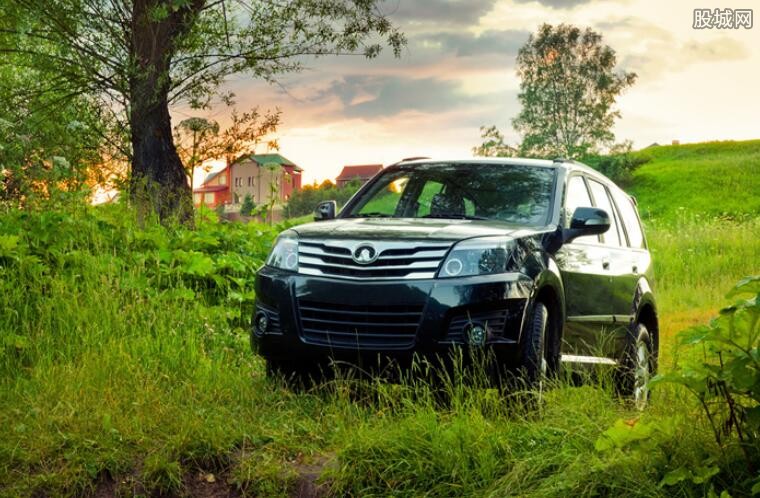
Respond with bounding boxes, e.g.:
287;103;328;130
336;164;383;188
193;153;303;209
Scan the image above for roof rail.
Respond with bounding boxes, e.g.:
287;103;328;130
400;156;431;162
552;157;567;163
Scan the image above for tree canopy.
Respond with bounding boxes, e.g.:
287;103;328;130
512;24;636;159
0;0;405;221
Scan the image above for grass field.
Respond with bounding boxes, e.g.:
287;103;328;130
0;141;758;497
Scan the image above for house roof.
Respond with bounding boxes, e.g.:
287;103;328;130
336;164;383;181
193;184;229;193
233;153;303;172
201;169;225;185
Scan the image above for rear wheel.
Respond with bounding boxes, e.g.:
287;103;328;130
617;323;654;410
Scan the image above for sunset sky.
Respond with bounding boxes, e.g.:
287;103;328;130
179;0;760;185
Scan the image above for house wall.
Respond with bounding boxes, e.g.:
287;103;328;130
231;160;300;205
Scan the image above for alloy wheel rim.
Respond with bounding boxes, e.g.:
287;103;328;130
633;341;650;410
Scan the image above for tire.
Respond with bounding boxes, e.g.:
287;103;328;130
616;323;655;410
519;302;553;387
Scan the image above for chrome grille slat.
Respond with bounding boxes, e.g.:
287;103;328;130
297;239;452;280
299;256;441;271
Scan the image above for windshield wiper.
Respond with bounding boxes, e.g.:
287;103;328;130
422;214;490;221
346;212;392;218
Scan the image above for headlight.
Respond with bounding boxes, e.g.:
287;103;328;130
438;237;515;278
266;230;299;272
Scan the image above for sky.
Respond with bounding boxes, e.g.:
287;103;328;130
177;0;760;185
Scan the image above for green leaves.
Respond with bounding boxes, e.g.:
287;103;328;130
594;418;659;452
652;276;760;471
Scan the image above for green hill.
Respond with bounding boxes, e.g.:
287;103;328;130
628;139;760;221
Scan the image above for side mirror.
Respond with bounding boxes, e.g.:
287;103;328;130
314;200;337;221
563;207;610;243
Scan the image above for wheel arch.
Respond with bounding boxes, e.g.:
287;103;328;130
632;277;659;368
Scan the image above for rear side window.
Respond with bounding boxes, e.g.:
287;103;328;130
564;175;599;244
588;180;622;247
613;190;645;248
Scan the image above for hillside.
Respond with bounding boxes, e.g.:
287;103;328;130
628;139;760;221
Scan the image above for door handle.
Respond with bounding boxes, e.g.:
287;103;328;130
602;258;610;270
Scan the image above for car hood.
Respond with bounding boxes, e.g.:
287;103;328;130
291;218;548;242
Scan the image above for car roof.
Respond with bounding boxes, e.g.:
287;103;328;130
396;157;617;187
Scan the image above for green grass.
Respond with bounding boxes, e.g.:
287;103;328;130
0;140;758;496
629;140;760;221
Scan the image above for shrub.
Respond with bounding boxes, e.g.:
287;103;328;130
582;142;651;186
240;193;255;216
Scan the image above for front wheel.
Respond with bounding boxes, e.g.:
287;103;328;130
518;302;558;388
616;323;655;410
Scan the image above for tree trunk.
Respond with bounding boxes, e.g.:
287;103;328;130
128;0;203;225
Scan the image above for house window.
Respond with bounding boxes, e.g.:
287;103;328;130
219;174;226;185
247;176;252;187
193;193;201;204
204;193;214;203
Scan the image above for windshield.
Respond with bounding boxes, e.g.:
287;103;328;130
344;163;556;226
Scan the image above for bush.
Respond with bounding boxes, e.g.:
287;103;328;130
240;193;255;216
582;142;651;186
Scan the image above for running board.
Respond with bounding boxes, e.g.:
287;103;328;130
560;354;617;366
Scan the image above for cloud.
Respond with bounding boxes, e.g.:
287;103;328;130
420;30;529;57
513;0;594;9
598;17;749;80
314;75;483;119
381;0;498;26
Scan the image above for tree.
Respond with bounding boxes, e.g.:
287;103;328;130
512;24;636;159
0;1;405;222
472;125;518;157
239;193;254;216
0;60;105;210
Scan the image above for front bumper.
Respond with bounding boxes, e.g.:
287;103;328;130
253;266;534;362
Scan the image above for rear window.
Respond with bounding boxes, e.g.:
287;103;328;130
613;189;645;248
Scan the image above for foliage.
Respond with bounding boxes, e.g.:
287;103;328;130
472;125;518;157
0;0;405;220
240;194;255;217
0;63;105;209
652;277;760;472
174;106;281;180
285;179;363;218
512;24;636;159
582;141;651;185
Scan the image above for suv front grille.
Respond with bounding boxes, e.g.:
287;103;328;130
298;240;451;280
298;300;424;349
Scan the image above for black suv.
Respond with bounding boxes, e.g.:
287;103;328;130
253;158;658;405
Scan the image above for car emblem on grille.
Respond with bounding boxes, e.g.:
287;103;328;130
352;243;378;265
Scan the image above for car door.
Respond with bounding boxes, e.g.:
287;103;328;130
586;178;634;356
556;174;616;357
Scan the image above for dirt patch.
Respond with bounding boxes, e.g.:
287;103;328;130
290;454;335;498
183;471;241;498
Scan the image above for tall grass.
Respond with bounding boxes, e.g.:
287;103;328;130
0;203;757;496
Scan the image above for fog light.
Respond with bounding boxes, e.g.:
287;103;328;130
255;312;269;335
465;323;486;347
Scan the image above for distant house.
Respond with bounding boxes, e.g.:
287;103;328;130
336;164;383;188
193;153;303;209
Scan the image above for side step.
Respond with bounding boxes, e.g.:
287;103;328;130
560;354;617;366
